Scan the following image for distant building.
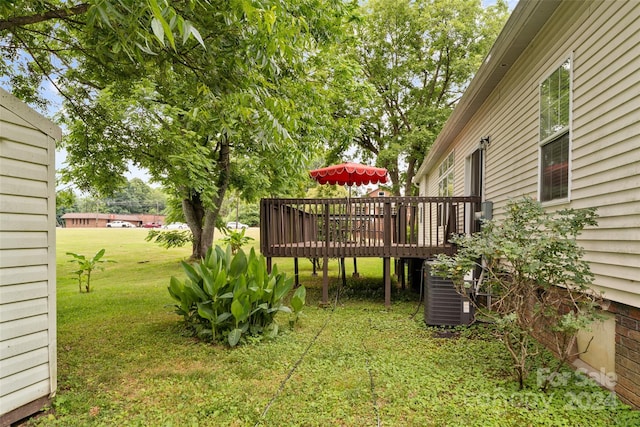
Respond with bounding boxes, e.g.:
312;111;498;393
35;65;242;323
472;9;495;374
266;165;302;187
364;188;391;198
61;213;165;228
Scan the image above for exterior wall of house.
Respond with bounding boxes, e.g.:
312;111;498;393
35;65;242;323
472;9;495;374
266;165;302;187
419;0;640;406
422;0;640;308
0;89;60;424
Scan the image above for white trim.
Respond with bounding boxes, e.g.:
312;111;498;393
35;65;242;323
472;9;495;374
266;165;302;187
47;134;57;396
437;151;455;197
464;147;485;234
464;155;471;197
463;145;486;200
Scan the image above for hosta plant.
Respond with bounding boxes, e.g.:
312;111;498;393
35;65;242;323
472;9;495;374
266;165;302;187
168;245;306;346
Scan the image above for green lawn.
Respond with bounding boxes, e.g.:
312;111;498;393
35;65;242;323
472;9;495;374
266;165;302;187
29;228;639;425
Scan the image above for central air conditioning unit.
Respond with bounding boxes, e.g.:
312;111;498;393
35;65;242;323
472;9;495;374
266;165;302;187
424;261;474;326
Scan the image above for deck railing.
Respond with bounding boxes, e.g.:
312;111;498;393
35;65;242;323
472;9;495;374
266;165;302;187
260;196;481;259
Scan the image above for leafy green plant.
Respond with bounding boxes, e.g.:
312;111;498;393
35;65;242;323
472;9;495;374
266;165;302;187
219;227;254;254
66;248;115;293
432;197;601;390
168;245;305;346
145;229;193;249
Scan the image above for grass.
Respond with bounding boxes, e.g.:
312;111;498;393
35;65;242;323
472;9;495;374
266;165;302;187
25;227;639;425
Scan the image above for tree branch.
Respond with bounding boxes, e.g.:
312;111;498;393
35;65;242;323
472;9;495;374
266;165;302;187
0;3;90;31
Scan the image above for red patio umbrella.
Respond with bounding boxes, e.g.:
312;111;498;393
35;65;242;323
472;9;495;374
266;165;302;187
309;162;389;186
308;162;389;282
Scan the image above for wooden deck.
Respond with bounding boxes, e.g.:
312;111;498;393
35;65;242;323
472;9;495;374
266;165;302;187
260;196;481;306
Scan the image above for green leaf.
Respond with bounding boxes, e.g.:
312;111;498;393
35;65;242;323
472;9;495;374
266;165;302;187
215;246;227;268
186;280;207;301
232;275;247;295
185;20;206;48
273;275;293;303
168;276;184;302
148;0;175;50
214;268;227;294
216;312;232;324
181;261;201;285
228;328;242;347
91;248;106;262
197;302;214;321
201;265;215;296
231;298;247;323
291;286;306;313
204;247;217;270
229;249;247;277
150;17;165;47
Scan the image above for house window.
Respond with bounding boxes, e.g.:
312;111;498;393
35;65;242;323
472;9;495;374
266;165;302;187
539;57;570;202
438;152;454;197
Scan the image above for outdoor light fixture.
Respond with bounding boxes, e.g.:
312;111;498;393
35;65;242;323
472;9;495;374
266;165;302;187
479;136;491;150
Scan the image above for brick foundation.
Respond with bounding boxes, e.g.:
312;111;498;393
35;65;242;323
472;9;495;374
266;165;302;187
611;301;640;408
531;299;640;408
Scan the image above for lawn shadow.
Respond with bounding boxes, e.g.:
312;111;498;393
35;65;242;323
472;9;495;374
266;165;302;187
297;274;420;306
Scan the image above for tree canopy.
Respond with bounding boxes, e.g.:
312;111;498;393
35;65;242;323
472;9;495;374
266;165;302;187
2;0;366;258
351;0;509;195
2;0;511;256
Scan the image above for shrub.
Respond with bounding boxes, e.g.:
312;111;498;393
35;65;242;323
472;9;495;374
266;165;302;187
432;197;601;390
168;245;306;346
219;227;254;254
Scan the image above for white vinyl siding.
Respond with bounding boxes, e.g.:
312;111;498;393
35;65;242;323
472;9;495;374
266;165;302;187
418;0;640;308
0;88;59;419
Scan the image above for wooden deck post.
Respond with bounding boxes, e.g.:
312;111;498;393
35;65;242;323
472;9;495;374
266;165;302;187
384;257;391;307
384;200;392;307
322;256;329;305
294;258;299;288
322;202;330;305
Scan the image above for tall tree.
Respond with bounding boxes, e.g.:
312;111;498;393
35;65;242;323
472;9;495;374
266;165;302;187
104;178;166;214
353;0;509;195
56;186;77;225
2;1;366;259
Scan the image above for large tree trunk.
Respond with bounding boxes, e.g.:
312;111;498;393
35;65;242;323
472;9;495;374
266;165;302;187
182;195;205;259
183;137;231;260
404;157;417;196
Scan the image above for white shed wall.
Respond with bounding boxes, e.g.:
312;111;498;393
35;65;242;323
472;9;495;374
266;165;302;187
0;88;59;419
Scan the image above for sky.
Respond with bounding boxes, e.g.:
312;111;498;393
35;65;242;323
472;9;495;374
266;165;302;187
484;0;519;8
